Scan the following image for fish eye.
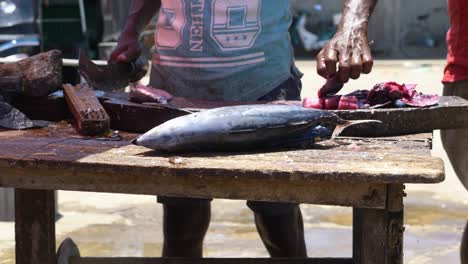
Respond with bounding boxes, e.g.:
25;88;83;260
162;135;172;141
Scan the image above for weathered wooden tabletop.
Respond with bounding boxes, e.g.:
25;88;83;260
0;123;444;208
0;124;443;264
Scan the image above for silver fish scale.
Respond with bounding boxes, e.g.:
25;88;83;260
204;105;338;128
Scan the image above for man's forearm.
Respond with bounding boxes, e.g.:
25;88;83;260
337;0;377;34
124;0;162;36
316;0;378;83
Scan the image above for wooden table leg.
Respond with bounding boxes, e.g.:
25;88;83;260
353;184;404;264
15;189;56;264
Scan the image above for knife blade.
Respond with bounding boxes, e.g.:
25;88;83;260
318;77;344;98
78;51;148;91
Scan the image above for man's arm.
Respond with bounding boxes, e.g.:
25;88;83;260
109;0;161;62
316;0;378;83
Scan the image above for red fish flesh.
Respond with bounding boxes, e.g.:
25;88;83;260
304;81;439;110
128;84;173;104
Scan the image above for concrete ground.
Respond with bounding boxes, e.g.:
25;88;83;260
1;59;468;263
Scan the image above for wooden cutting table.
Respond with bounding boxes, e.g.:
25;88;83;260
0;122;444;264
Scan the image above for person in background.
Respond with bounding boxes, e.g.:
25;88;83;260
110;0;377;257
440;0;468;263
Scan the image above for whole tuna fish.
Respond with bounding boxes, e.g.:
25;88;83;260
132;104;377;152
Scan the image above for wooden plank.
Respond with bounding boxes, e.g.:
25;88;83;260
102;97;188;133
335;96;468;136
12;92;70;122
353;207;388;264
352;184;404;264
338;133;433;143
15;189;56;264
0;188;59;222
0;143;444;183
63;84;110;136
70;257;353;264
102;95;468;134
386;184;404;264
0;127;444;185
0;166;386;207
0;125;441;205
10;92;468;134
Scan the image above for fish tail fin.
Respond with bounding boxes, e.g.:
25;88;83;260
130;137;140;145
332;119;382;139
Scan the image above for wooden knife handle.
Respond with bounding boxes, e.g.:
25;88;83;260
63;83;110;136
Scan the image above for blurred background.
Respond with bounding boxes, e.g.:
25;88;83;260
289;0;449;58
0;0;450;63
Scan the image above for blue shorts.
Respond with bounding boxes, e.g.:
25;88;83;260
158;68;302;215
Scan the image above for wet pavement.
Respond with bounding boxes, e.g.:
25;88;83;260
0;59;467;263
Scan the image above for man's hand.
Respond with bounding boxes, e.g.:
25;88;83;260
317;30;373;83
316;0;377;84
108;0;161;63
109;31;142;63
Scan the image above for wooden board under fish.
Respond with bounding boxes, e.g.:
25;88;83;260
11;92;468;136
0;123;443;207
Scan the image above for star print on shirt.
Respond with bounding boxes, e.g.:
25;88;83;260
161;8;176;29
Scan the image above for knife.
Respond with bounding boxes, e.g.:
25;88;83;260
78;51;149;91
318;77;344;98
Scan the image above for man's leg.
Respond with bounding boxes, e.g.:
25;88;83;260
159;197;211;257
248;67;306;257
460;221;468;264
441;81;468;190
441;80;468;264
462;221;468;264
247;201;307;257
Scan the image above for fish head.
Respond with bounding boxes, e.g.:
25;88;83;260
132;124;182;151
